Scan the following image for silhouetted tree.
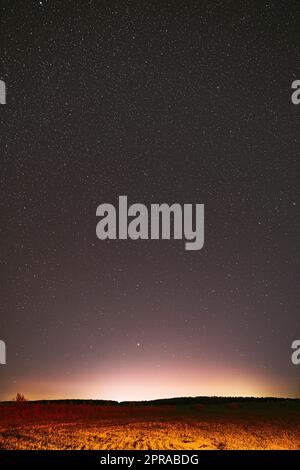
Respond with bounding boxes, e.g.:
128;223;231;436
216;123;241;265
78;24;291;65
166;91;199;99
13;393;27;403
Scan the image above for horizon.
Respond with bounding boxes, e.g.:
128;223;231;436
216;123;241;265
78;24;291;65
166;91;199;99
3;394;300;404
2;363;299;402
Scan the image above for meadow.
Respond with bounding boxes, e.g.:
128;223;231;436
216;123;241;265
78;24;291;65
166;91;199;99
0;398;299;450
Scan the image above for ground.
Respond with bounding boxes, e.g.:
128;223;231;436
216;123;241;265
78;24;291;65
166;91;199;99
0;400;299;450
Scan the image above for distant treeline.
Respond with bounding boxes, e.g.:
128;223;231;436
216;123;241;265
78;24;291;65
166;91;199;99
1;396;299;406
121;396;299;406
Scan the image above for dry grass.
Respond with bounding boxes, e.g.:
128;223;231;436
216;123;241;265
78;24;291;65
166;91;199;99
0;401;299;450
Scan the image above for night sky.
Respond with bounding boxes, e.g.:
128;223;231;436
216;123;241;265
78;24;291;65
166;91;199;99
1;0;300;401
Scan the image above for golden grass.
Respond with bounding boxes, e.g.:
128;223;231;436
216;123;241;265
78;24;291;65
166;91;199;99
0;402;299;450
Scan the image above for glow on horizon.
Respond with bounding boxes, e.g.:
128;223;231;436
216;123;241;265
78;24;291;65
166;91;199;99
3;362;290;402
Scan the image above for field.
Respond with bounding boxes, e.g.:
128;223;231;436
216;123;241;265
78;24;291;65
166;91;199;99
0;398;300;450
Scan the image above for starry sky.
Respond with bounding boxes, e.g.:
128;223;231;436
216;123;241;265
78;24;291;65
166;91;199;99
1;0;300;401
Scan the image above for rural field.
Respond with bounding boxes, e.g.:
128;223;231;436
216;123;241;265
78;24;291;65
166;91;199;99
0;398;300;450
